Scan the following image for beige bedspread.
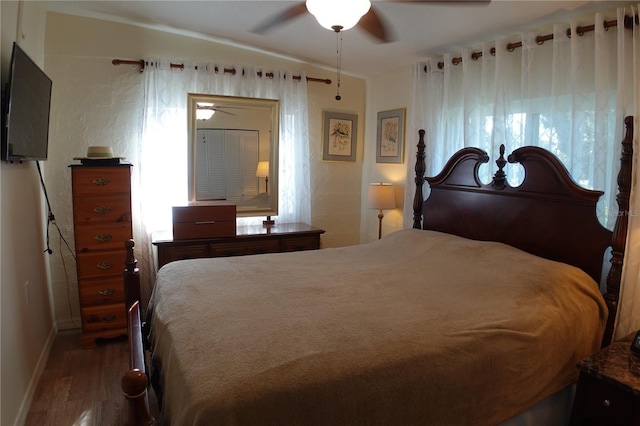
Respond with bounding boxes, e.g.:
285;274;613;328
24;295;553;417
149;229;606;426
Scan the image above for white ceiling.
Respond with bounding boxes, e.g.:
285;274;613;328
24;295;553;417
46;0;632;78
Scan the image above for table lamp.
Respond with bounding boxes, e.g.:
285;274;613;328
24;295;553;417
255;161;269;194
368;183;395;239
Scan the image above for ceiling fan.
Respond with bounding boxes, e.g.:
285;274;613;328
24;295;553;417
253;0;491;43
196;103;236;120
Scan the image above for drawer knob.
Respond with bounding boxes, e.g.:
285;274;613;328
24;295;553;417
93;206;112;215
95;233;113;242
96;261;113;270
602;399;611;408
98;288;116;296
102;314;116;323
92;177;111;186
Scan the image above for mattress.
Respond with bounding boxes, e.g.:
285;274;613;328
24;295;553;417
149;228;607;425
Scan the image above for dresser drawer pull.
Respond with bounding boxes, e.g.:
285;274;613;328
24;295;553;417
195;221;216;225
102;314;117;323
602;399;611;408
98;288;116;296
92;177;111;186
96;261;113;270
93;206;112;215
94;233;113;242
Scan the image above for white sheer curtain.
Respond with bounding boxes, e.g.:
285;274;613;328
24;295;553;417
406;5;639;339
132;60;310;289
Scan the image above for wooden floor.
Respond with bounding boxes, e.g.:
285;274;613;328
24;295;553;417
25;330;158;426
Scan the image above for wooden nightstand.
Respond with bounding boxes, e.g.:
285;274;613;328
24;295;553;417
569;333;640;426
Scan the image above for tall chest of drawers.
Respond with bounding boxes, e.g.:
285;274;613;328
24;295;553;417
70;164;132;348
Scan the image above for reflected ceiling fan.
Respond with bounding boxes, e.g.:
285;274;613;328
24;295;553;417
196;103;236;120
253;0;491;44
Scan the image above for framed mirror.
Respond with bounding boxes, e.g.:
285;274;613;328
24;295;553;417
187;94;280;218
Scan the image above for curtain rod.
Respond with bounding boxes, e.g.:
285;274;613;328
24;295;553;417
425;14;637;72
112;59;332;84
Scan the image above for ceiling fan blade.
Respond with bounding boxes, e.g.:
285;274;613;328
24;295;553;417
251;2;309;34
357;6;395;43
383;0;490;4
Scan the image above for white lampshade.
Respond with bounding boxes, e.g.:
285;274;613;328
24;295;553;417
368;183;395;210
196;103;215;121
255;161;269;177
306;0;371;31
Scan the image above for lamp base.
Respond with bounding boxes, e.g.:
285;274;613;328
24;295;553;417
263;216;275;226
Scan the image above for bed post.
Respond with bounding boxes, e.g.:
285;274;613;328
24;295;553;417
602;116;634;347
413;129;426;229
124;239;141;310
122;240;155;425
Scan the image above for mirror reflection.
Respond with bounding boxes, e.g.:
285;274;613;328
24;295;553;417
187;94;279;218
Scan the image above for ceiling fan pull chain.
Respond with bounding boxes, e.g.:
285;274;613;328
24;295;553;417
335;28;343;101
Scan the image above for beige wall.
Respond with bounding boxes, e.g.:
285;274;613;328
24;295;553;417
1;2;56;425
360;66;413;244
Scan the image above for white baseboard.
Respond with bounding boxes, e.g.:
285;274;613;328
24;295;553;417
56;317;82;331
14;324;57;426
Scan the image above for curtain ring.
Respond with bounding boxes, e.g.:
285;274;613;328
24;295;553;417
566;28;572;38
576;26;585;36
506;42;516;52
471;52;481;61
490;47;496;56
535;35;545;45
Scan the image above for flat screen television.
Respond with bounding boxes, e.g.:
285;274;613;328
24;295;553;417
1;42;53;162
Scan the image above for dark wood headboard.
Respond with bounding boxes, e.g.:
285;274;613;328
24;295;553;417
412;116;634;347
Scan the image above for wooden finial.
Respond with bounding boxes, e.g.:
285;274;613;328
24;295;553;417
492;144;507;190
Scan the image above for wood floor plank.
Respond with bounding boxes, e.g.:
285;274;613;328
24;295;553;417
25;330;158;426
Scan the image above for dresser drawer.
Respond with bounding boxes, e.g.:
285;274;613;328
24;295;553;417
280;236;320;252
245;240;280;255
158;244;210;266
74;222;132;253
81;303;127;332
72;167;131;196
173;221;236;240
173;204;236;239
210;242;247;257
73;195;132;225
77;251;126;279
79;277;125;306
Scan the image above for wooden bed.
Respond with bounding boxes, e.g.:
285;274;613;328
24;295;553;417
121;116;634;426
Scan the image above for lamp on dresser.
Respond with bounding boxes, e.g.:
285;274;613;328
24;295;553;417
368;182;395;239
256;161;274;225
256;161;269;194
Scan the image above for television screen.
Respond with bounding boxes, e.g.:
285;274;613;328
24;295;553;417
1;42;52;162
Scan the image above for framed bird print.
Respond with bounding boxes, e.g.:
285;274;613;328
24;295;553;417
376;108;405;164
322;111;357;162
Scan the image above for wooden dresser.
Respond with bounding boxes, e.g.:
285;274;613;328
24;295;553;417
70;164;132;348
153;222;325;269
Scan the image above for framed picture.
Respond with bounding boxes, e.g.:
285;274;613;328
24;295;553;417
376;108;405;164
322;111;357;162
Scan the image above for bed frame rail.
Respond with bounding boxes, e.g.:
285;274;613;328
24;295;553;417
122;240;154;425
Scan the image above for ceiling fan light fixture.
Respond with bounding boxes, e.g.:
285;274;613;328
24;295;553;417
196;103;215;121
306;0;371;32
